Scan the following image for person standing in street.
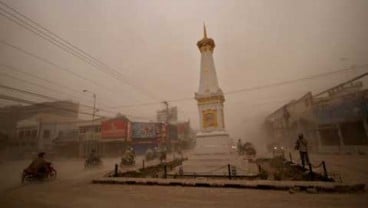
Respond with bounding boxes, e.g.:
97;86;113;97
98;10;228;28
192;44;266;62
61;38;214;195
295;133;310;168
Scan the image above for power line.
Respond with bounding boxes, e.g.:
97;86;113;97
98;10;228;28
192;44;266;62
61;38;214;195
0;41;154;109
0;40;126;104
111;64;368;109
224;64;368;95
0;83;117;116
1;1;366;110
0;1;160;101
0;64;112;108
0;41;108;92
0;84;156;120
314;72;368;97
0;71;83;102
110;101;162;109
0;71;115;114
0;64;91;98
0;94;104;118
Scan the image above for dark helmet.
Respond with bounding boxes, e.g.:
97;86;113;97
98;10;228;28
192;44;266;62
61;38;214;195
38;152;45;157
298;134;304;139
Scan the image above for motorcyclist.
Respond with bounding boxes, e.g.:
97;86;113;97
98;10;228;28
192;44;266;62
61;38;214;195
26;152;49;177
122;147;135;164
159;147;167;163
145;148;154;160
87;149;99;163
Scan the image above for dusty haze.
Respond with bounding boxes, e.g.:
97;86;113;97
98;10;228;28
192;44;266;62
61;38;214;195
1;0;368;150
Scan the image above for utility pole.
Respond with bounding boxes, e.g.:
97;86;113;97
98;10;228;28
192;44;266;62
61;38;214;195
162;101;169;152
83;90;96;121
92;93;96;120
163;101;169;123
83;89;97;157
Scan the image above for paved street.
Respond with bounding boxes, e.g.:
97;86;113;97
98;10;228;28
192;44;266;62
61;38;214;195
0;154;367;208
287;152;368;185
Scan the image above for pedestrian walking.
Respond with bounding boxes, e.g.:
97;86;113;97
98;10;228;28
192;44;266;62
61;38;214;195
295;133;310;168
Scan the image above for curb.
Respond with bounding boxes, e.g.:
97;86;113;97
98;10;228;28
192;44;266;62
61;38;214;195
92;178;365;193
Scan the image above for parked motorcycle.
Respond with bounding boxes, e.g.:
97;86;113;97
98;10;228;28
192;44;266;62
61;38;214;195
84;158;103;168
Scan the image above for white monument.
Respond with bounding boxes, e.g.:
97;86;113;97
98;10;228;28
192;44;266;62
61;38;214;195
193;25;232;156
178;26;259;176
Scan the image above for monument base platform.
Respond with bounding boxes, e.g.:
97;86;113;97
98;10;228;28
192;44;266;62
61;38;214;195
193;131;232;156
179;131;234;175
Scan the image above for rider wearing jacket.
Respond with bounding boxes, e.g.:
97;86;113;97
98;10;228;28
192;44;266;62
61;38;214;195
27;152;49;176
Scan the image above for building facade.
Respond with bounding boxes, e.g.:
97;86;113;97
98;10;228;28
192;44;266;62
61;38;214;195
265;82;368;153
13;113;78;157
0;101;79;140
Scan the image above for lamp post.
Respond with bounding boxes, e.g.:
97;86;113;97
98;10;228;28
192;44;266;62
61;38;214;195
83;90;96;120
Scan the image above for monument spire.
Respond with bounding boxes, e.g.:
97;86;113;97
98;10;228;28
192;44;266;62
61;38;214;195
195;24;227;135
203;23;207;38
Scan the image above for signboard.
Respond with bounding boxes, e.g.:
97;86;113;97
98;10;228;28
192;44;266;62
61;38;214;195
101;119;127;139
168;124;178;141
132;122;157;139
157;107;178;123
202;109;217;128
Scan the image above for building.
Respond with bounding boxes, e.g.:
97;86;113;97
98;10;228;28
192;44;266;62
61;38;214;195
265;77;368;153
77;119;104;157
0;101;79;140
100;116;130;156
313;88;368;153
13;113;78;157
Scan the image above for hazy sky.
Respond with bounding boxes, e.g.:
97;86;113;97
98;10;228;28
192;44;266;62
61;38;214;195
0;0;367;142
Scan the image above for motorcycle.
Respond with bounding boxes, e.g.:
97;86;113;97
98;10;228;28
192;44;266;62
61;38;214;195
21;162;57;183
84;157;103;168
120;154;135;167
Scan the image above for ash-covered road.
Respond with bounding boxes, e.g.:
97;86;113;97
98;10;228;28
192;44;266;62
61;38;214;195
0;156;367;208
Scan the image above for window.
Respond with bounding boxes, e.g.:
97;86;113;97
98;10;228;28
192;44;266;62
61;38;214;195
19;131;24;139
340;121;368;145
80;127;86;133
319;127;340;146
43;130;50;139
31;130;37;138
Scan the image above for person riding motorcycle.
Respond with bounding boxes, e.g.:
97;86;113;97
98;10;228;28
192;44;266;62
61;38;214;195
121;147;135;165
86;149;100;163
85;149;102;168
26;152;50;177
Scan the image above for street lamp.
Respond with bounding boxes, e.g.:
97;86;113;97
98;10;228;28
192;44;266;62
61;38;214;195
83;89;96;120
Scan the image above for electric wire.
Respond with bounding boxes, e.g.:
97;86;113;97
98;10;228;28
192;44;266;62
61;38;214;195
0;64;112;108
112;64;368;109
0;1;160;101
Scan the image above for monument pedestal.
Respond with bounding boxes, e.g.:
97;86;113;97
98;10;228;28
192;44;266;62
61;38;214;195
181;131;233;175
193;131;231;155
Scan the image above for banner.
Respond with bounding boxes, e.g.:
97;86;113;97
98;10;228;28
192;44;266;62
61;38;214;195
101;119;128;139
131;122;157;139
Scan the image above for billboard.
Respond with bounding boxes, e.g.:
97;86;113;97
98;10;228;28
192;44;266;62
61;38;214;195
168;124;178;141
101;118;128;139
156;106;178;123
131;122;158;139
